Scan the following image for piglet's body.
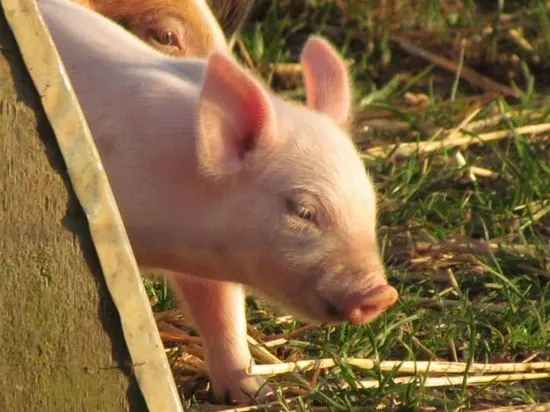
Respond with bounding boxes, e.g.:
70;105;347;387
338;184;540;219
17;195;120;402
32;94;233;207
38;0;398;404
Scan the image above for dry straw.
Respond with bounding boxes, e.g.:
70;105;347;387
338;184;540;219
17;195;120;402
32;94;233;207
248;359;550;376
362;123;550;159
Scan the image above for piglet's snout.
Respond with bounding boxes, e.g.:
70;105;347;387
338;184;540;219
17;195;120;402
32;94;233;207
343;284;398;325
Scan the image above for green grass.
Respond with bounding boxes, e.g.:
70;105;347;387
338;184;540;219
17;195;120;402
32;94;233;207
148;1;550;410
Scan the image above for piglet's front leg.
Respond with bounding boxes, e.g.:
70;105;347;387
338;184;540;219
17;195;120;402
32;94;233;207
170;274;267;404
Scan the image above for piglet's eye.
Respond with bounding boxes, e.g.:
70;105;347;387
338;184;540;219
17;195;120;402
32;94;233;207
147;29;180;48
286;198;317;225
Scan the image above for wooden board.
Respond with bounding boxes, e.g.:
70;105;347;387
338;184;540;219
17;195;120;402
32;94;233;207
0;6;147;411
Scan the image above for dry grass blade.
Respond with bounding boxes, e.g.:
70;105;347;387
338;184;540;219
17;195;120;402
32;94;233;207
249;358;338;376
468;166;498;178
213;396;306;412
401;297;507;312
154;308;185;323
390;35;521;99
342;372;550;389
157;322;202;344
463;110;543;133
247;335;283;364
262;324;316;341
308;409;370;412
235;38;255;71
474;402;550;411
248;359;550;376
410;240;544;256
247;336;315;392
355;93;497;122
268;60;353;76
506;29;539;64
363;123;550;159
445;106;482;142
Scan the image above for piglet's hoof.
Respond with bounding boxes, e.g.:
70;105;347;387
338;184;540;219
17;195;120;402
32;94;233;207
214;374;273;405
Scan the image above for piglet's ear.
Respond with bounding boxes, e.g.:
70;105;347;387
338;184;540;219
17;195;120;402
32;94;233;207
197;52;279;176
300;36;351;125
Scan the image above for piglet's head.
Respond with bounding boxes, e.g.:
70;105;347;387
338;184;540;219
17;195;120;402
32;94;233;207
92;0;227;57
193;36;398;326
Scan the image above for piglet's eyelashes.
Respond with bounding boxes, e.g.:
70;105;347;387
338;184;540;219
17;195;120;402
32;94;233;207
286;198;318;226
128;14;185;52
145;22;184;51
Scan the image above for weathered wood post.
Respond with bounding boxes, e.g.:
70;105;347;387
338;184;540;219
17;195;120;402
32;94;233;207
0;1;183;410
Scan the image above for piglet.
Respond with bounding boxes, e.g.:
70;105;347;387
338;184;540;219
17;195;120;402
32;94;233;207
74;0;226;57
75;0;251;57
38;0;399;404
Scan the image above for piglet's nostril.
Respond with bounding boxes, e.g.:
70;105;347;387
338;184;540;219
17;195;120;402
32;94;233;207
324;299;343;319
